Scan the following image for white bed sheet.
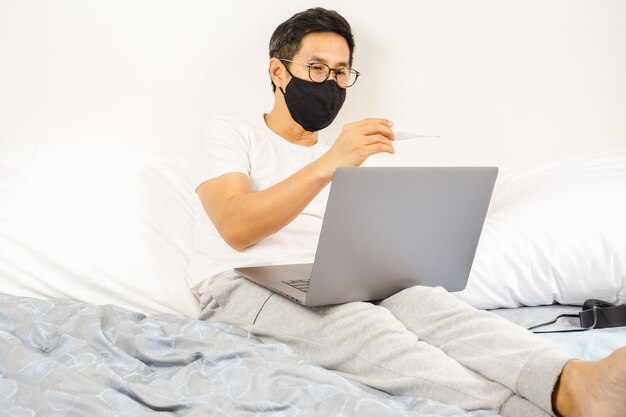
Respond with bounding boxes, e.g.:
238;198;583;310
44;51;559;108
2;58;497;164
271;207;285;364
492;305;626;360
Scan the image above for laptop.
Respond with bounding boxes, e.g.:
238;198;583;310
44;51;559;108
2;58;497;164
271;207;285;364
235;166;498;306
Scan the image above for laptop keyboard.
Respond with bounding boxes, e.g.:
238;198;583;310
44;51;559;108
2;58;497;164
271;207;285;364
282;279;310;293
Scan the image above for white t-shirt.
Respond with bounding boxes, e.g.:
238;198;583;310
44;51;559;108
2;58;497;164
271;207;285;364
188;115;331;289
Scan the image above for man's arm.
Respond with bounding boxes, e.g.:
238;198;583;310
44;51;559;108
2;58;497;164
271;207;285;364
196;118;395;251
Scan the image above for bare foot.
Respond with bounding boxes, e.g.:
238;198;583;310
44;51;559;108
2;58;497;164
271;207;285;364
554;346;626;417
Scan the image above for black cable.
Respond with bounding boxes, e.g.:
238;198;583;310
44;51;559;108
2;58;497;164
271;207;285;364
529;306;600;334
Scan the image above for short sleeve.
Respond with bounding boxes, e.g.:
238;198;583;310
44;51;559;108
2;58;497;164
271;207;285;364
189;117;251;192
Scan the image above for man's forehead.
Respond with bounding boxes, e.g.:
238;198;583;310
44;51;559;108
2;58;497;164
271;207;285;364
296;32;350;66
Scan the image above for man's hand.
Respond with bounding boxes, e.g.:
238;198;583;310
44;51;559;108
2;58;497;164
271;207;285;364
318;118;395;176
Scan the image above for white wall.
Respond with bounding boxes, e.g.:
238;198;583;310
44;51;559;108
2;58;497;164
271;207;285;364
1;0;625;167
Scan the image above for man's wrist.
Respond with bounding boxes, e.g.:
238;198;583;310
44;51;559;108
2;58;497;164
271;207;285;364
310;156;336;183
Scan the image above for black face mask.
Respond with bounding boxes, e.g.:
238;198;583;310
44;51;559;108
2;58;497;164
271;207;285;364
280;76;346;132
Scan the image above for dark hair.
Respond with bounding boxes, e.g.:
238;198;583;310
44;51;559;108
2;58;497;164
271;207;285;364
268;7;355;92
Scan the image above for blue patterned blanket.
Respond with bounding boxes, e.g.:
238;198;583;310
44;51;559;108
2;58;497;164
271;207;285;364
0;293;500;416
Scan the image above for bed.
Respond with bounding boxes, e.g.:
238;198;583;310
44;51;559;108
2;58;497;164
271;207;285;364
1;138;625;416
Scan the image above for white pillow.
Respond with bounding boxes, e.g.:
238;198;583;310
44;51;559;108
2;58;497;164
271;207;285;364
457;145;626;309
0;138;200;317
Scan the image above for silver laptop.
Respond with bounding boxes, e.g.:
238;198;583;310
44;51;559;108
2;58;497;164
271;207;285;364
235;166;498;306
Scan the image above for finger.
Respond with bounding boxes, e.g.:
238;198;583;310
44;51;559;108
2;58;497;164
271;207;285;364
365;141;396;156
363;133;394;147
359;125;396;141
355;118;394;128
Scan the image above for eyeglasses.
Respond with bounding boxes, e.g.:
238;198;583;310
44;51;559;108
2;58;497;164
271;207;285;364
279;59;360;88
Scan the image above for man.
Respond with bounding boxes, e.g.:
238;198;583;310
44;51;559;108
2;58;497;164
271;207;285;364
190;7;626;417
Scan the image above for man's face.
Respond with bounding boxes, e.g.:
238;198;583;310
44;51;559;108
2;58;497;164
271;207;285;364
282;31;351;85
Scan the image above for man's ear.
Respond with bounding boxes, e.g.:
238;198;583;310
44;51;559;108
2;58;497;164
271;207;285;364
269;57;288;91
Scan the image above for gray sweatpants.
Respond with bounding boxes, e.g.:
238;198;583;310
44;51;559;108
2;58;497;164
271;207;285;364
196;271;574;417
